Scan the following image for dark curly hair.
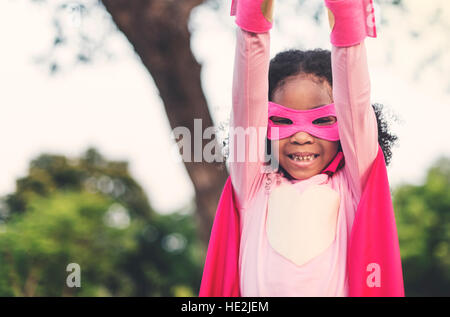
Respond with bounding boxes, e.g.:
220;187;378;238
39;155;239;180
268;48;398;166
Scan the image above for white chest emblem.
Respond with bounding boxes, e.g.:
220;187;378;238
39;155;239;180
266;183;341;266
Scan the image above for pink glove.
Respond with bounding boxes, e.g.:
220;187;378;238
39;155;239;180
230;0;274;33
325;0;377;47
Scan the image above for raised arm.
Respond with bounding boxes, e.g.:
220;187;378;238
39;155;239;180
325;0;379;199
228;0;273;210
332;43;378;199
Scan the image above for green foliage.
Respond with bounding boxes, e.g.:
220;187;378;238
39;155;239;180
2;148;152;221
0;191;138;296
394;157;450;296
0;148;204;296
123;211;205;296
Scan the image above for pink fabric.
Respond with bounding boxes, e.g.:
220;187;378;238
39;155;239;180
268;102;340;141
325;0;377;47
199;148;404;296
230;0;273;34
199;20;403;296
348;146;405;296
199;177;241;297
199;153;345;297
238;164;352;296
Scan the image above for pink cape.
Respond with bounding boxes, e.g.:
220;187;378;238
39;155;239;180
199;146;404;297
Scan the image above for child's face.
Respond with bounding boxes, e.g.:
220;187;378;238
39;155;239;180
271;74;339;180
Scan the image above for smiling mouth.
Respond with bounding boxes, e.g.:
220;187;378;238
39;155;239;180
287;152;320;162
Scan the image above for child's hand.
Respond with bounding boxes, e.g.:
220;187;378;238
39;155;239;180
261;0;275;23
326;7;335;31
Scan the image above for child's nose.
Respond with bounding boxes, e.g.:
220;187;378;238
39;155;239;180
289;131;315;144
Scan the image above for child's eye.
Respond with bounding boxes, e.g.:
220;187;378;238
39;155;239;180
269;116;293;125
312;116;337;126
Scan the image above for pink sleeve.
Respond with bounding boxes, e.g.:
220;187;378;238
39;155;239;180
331;41;379;199
228;28;270;210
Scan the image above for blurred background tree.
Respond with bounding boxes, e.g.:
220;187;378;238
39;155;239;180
0;148;204;296
393;157;450;296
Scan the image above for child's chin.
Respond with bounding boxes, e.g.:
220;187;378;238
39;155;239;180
288;168;319;181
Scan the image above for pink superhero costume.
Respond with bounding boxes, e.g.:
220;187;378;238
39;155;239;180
199;0;404;297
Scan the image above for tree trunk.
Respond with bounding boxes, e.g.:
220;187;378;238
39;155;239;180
101;0;228;245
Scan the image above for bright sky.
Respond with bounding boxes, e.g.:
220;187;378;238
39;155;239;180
0;0;449;214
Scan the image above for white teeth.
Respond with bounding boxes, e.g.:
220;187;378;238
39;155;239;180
291;154;315;161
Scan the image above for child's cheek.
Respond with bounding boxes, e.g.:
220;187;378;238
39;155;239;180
320;140;340;165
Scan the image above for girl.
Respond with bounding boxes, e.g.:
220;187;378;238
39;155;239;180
200;0;404;297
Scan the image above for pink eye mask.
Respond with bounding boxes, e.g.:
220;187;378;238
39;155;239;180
267;101;340;141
